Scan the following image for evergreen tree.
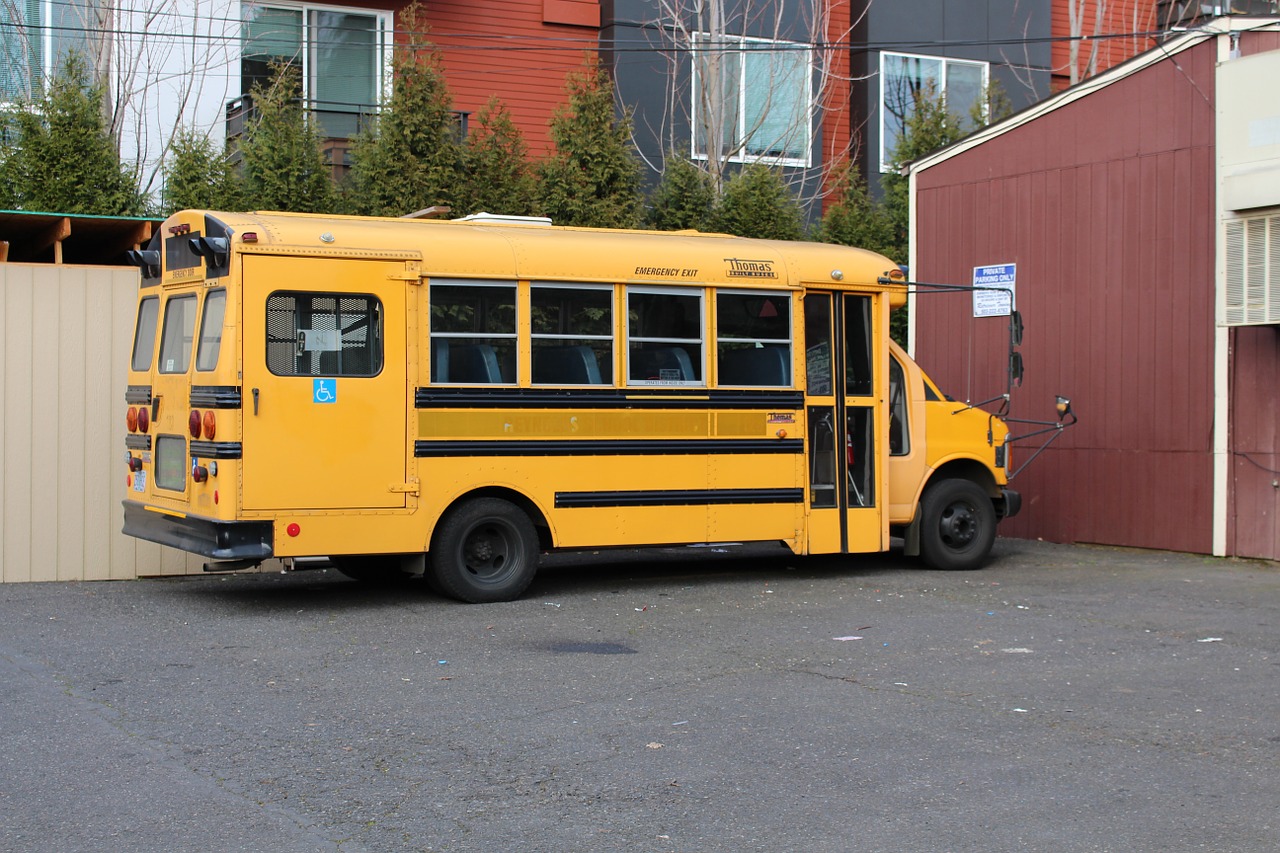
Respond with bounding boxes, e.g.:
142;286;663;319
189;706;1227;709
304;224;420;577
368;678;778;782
710;163;804;240
347;3;461;217
238;63;338;213
815;163;895;260
538;63;643;228
0;54;143;215
457;96;537;217
880;81;966;261
645;155;714;231
161;127;244;213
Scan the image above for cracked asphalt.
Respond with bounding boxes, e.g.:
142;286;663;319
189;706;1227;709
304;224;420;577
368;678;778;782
1;538;1277;852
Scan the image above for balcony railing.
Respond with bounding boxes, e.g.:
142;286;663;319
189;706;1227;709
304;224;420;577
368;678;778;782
225;94;470;148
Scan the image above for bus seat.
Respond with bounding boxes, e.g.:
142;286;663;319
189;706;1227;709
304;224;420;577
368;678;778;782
719;345;789;386
638;346;695;381
534;345;603;385
451;343;503;383
431;339;451;382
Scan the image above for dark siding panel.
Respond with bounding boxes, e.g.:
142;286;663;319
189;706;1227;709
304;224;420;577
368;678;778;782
914;41;1218;553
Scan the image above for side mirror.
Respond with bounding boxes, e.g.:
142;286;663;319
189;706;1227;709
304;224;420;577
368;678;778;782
1055;395;1073;421
1009;351;1024;386
1010;310;1024;347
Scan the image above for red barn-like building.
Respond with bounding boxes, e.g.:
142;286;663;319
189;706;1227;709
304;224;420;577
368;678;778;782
908;17;1280;560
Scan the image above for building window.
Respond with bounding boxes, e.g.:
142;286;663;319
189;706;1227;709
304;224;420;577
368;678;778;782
241;2;390;139
691;34;812;167
879;51;987;172
1;0;99;102
1224;209;1280;326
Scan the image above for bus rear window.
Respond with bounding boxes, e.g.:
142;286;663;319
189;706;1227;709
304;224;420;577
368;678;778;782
196;290;226;371
131;296;160;371
158;295;198;374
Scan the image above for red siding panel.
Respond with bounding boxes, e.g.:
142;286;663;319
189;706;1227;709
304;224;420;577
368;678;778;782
423;0;600;156
914;40;1219;553
1230;327;1280;560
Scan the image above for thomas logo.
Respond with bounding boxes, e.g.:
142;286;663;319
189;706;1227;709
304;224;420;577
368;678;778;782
725;258;777;279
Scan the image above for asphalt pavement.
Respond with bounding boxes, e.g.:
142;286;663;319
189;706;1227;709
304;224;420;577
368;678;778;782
0;538;1277;853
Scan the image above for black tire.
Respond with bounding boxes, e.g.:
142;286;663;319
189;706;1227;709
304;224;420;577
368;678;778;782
430;498;539;603
329;555;419;585
919;478;997;571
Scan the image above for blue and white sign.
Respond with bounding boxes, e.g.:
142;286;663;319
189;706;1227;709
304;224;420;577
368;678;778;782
973;263;1016;317
313;378;337;404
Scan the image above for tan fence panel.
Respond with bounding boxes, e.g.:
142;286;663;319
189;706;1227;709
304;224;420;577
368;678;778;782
1;263;206;582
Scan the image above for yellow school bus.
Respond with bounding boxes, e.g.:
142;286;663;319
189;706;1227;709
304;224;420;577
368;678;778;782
122;209;1023;602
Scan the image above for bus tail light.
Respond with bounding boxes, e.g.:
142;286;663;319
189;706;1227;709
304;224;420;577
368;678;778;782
126;407;138;432
189;410;202;438
137;406;149;433
191;461;208;483
202;410;217;440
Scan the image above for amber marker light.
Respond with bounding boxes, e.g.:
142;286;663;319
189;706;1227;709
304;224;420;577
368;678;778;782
126;407;139;432
202;410;217;440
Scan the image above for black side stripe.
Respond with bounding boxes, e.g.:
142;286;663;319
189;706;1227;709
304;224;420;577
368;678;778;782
190;440;243;459
416;387;803;410
556;488;804;508
190;386;242;409
415;438;802;457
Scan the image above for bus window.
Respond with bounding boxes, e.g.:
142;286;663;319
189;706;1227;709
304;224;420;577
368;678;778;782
195;290;226;372
889;355;909;456
531;284;612;385
158;294;198;374
803;295;832;396
265;292;383;377
716;291;791;386
131;296;160;371
843;294;873;396
430;280;516;384
627;288;703;385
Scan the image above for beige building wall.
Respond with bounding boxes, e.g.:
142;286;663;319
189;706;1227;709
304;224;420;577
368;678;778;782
1;263;206;582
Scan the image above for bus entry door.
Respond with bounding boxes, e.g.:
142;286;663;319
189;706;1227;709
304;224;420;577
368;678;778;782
241;255;408;510
803;292;884;554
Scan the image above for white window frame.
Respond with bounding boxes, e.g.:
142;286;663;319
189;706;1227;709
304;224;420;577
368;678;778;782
878;50;988;172
1222;208;1280;326
690;33;814;168
240;1;392;108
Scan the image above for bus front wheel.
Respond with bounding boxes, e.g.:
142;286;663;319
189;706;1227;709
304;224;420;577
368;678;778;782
919;478;997;571
430;498;539;603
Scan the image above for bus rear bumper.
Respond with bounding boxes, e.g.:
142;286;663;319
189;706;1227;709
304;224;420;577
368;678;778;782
123;502;274;560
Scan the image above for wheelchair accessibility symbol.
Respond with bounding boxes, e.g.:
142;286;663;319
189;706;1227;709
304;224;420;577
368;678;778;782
313;379;337;404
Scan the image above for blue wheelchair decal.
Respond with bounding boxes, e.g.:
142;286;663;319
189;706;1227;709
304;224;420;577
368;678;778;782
313;379;337;404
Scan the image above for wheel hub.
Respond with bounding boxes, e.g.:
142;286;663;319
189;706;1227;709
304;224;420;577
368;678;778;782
939;502;977;547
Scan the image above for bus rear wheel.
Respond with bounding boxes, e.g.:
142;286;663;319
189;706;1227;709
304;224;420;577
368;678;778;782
919;478;996;571
430;498;539;603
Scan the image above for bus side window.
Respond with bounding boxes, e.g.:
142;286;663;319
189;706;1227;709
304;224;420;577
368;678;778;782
889;355;910;456
265;292;383;377
627;288;703;385
195;290;226;372
716;291;792;386
430;280;516;384
131;296;161;371
531;284;612;385
158;294;198;374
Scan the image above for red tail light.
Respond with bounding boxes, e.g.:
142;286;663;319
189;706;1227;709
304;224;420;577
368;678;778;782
137;406;149;433
126;407;138;432
189;410;202;438
202;410;217;440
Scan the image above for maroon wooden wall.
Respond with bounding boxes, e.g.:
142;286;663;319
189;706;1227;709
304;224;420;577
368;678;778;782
912;40;1218;553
